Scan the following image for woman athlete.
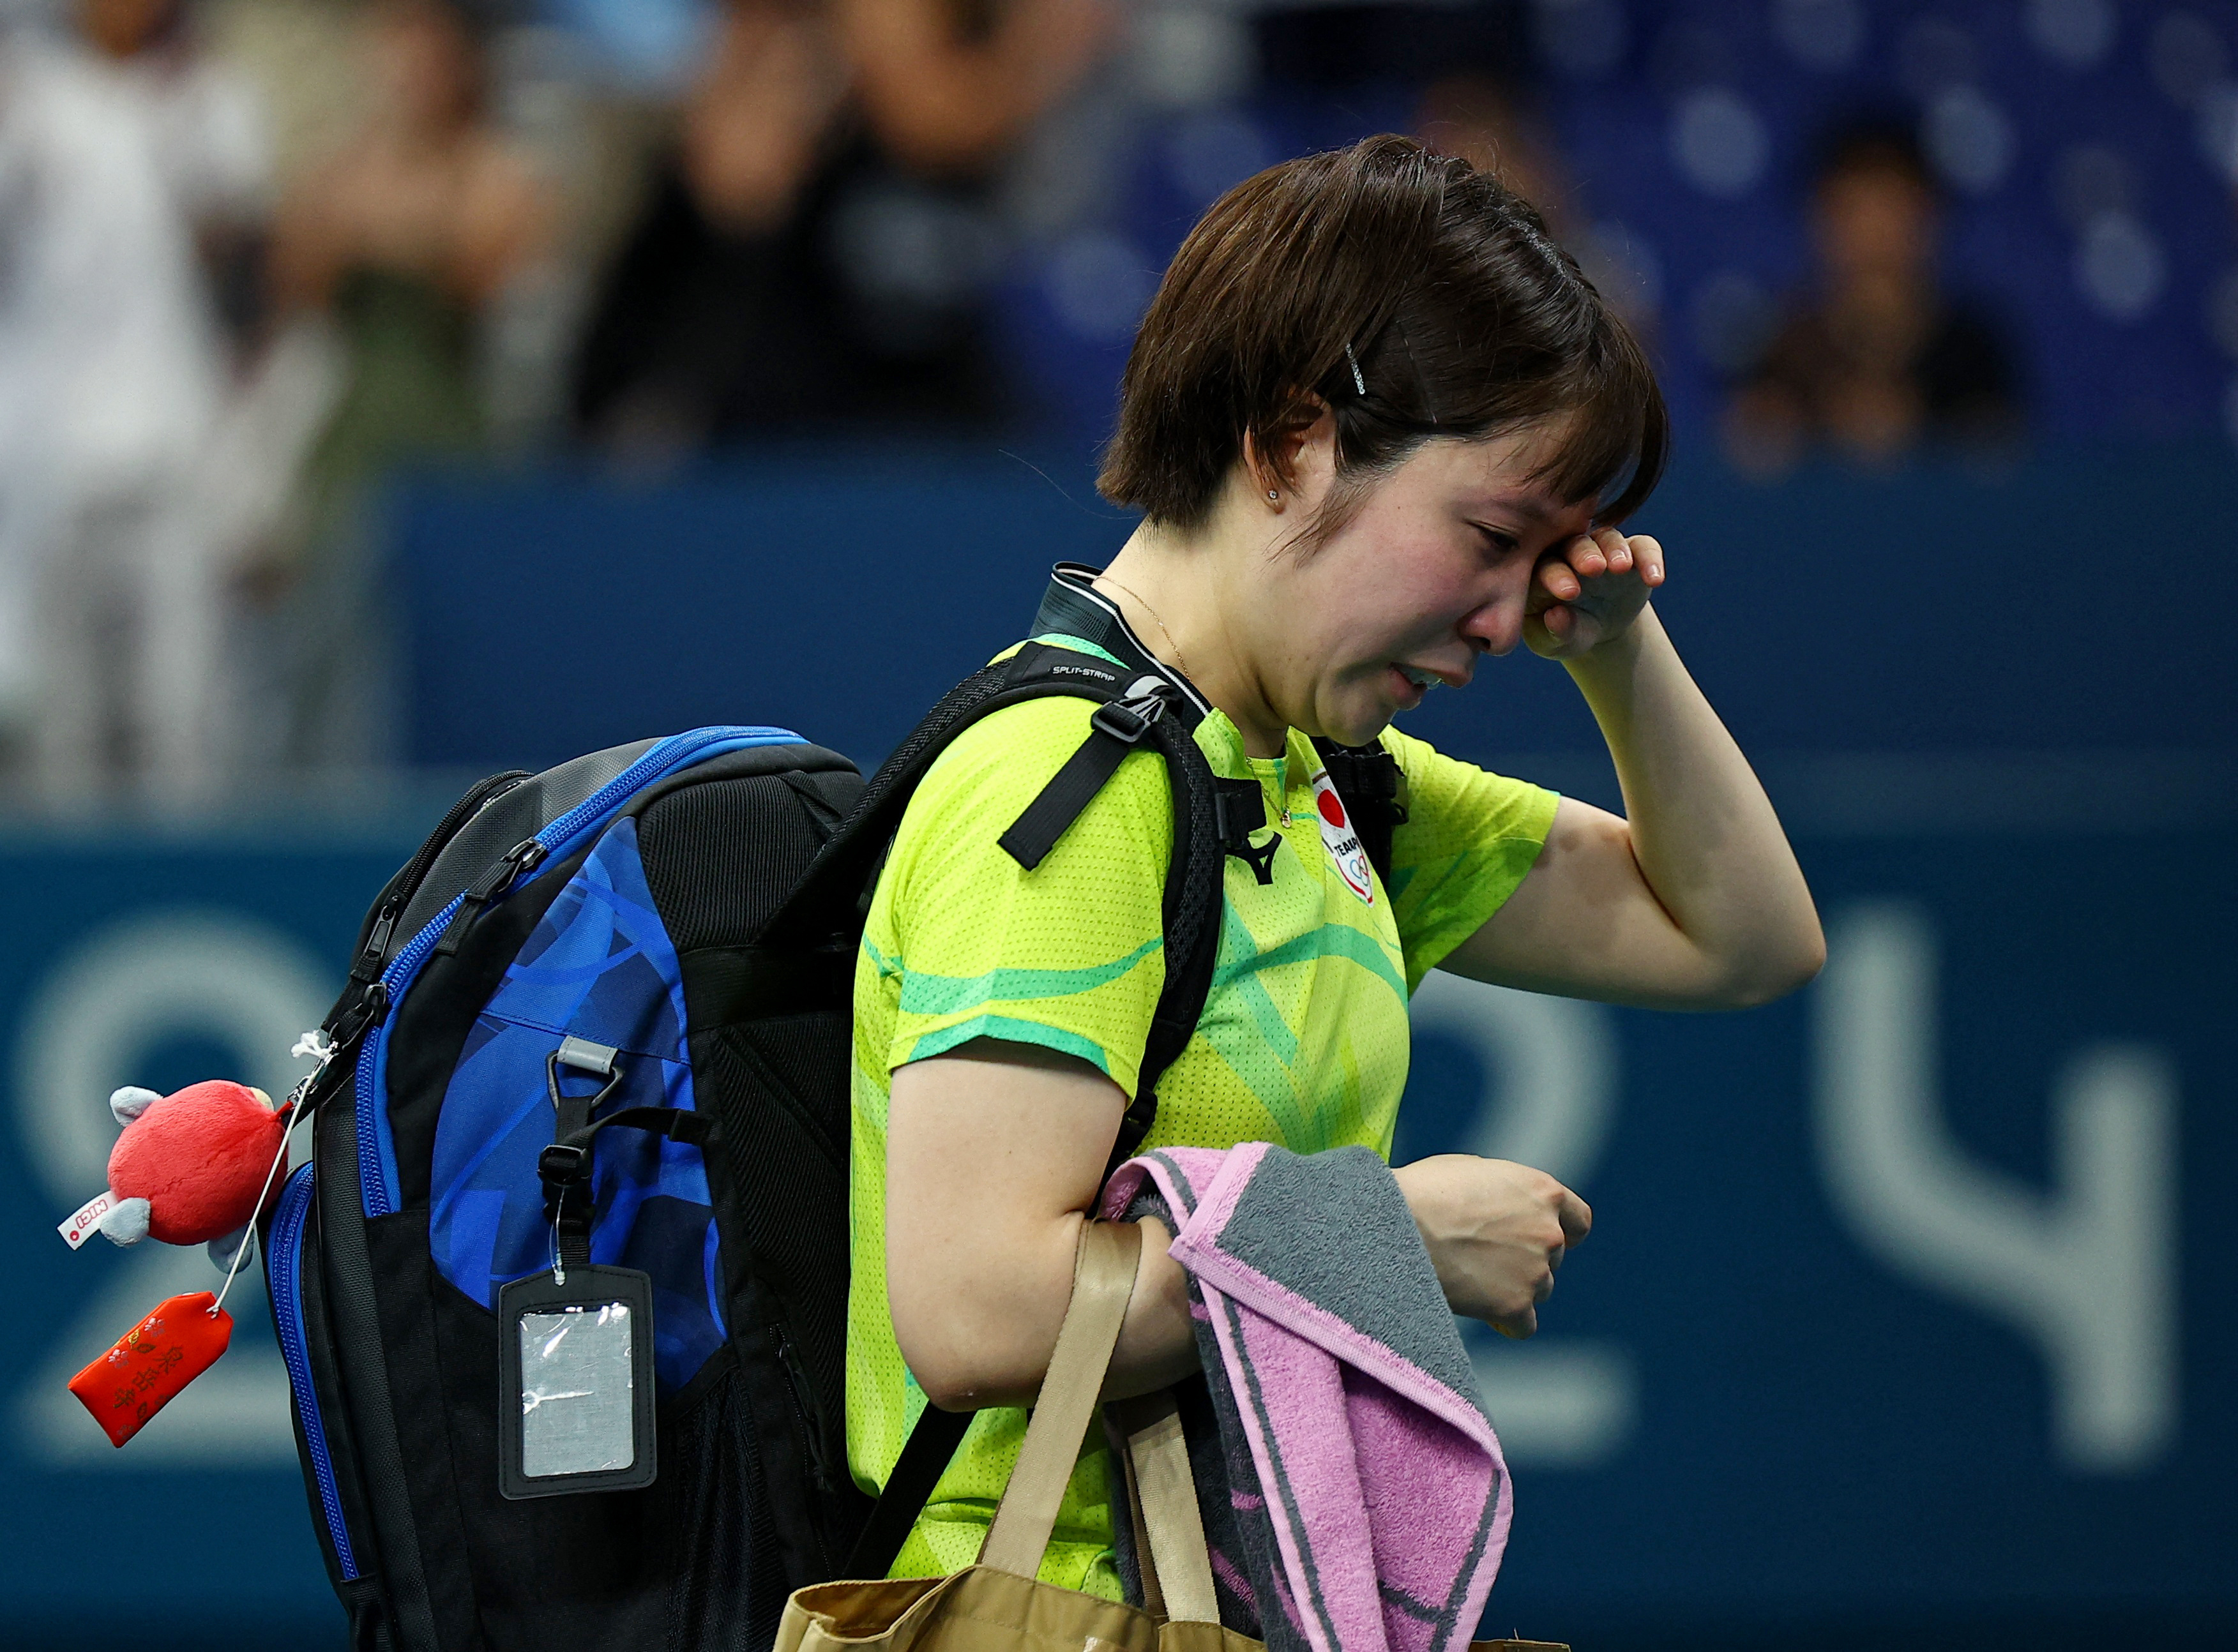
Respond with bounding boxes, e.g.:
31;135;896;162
847;135;1826;1591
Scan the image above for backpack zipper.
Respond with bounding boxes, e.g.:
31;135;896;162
773;1324;838;1570
358;726;801;1217
351;770;530;984
430;837;548;956
269;1164;359;1581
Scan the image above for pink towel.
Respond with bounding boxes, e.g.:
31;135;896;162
1101;1143;1513;1652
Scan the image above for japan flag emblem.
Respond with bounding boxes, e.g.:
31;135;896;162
1308;769;1374;904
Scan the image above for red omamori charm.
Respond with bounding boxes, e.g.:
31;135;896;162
67;1291;234;1448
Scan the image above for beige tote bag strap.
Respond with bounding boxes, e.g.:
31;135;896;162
1109;1391;1220;1625
978;1220;1144;1577
1114;1408;1168;1621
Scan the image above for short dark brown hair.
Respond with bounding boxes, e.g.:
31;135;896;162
1098;134;1667;536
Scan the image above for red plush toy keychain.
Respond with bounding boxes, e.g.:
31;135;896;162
57;1076;300;1446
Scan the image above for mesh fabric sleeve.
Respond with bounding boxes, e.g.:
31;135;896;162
1380;726;1560;993
873;697;1175;1099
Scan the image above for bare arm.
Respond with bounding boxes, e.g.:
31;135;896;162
1443;533;1824;1009
885;1040;1196;1411
446;139;548;308
887;1043;1598;1408
266;137;545;314
266;161;350;313
836;0;1112;175
680;3;847;234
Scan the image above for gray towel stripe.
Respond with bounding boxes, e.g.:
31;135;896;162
1379;1580;1442;1623
1221;1289;1343;1652
1430;1466;1505;1647
1142;1148;1201;1217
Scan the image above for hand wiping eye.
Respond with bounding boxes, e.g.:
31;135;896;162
1525;529;1666;659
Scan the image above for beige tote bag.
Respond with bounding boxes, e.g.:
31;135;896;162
776;1221;1566;1652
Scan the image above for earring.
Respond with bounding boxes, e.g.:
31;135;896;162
1267;489;1280;502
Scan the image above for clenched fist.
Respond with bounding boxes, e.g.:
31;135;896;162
1393;1153;1592;1339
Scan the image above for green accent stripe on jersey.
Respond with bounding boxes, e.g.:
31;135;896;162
895;936;1163;1018
1214;915;1409;998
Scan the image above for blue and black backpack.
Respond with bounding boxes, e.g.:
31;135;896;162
264;643;1407;1652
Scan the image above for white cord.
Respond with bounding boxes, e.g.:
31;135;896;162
210;1035;329;1318
210;1116;292;1318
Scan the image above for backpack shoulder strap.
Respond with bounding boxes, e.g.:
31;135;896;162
1084;703;1221;1175
760;643;1097;945
812;645;1229;1584
773;642;1228;1143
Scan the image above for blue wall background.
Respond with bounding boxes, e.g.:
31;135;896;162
395;441;2236;775
7;446;2234;1648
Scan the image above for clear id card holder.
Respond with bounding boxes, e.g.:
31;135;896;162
497;1265;658;1499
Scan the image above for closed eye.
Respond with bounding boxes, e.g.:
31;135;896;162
1474;524;1521;559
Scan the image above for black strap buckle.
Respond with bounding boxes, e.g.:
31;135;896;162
538;1143;589;1187
1090;693;1164;744
540;1142;591;1233
1000;690;1173;872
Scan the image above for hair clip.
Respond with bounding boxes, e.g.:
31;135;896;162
1343;340;1366;396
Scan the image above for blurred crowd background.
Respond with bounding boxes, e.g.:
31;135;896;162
0;0;2231;805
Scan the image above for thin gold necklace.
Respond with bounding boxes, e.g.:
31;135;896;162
1093;573;1192;683
1100;574;1285;815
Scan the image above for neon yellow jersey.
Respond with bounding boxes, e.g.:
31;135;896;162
847;573;1558;1593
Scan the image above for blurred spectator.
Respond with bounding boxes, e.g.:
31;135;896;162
1723;121;2023;475
1250;3;1568;225
571;0;1111;456
1416;70;1571;236
0;0;270;806
259;0;545;772
1401;17;1671;360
